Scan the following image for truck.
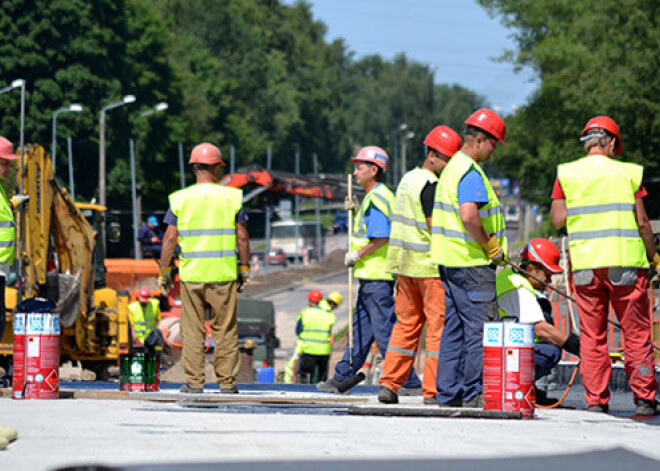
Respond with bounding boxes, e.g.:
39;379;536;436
270;220;324;263
0;144;131;380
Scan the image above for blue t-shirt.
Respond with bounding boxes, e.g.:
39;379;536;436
457;169;489;208
364;205;390;238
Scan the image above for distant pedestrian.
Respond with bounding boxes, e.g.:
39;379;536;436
378;125;461;405
138;215;164;258
551;115;659;415
430;108;508;408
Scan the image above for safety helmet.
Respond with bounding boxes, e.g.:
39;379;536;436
350;146;389;171
521;238;563;274
464;108;507;144
580;115;623;155
189;143;225;166
327;291;343;307
308;289;323;303
138;288;151;302
0;136;19;160
424;126;462;157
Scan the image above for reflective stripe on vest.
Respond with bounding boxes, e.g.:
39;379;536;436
352;183;395;280
430;151;507;266
297;307;336;355
169;183;243;282
128;299;160;344
557;155;646;270
386;167;439;277
0;185;15;265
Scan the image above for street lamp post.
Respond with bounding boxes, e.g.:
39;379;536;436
52;104;83;173
393;123;407;186
98;94;135;256
400;130;415;178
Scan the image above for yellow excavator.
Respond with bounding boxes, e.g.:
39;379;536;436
0;144;131;379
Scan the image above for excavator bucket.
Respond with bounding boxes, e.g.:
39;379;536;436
54;270;82;328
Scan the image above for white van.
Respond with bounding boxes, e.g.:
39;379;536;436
270;220;323;262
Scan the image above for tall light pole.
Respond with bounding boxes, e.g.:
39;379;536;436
52;104;83;173
400;130;415;178
131;102;168;259
393;123;407;186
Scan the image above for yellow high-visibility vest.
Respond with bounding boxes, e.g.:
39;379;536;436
169;183;243;282
387;167;438;277
430;151;507;266
0;186;15;265
352;183;395;280
558;155;646;270
297;307;336;356
128;299;161;344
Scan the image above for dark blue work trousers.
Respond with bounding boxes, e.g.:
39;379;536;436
535;342;561;380
436;265;498;404
333;279;421;387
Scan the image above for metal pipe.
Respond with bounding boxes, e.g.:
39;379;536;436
67;136;75;200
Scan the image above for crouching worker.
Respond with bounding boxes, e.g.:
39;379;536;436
496;238;580;404
128;288;164;353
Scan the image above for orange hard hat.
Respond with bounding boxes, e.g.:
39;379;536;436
308;289;323;303
464;108;507;144
189;143;225;166
138;288;151;302
521;238;563;274
351;146;389;171
580;115;623;155
0;136;19;160
424;126;462;157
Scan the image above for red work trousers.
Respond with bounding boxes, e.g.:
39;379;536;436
380;276;445;398
573;268;657;407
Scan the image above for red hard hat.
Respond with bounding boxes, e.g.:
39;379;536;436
138;288;151;302
521;238;563;274
189;143;226;166
0;136;19;160
424;126;462;157
580;115;623;155
308;289;323;303
464;108;507;144
351;146;389;171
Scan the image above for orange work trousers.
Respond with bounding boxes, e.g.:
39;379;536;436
380;276;445;398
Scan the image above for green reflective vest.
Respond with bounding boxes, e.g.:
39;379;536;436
318;299;332;313
169;183;243;282
352;183;395;280
0;186;15;265
496;267;535;319
430;151;507;266
128;299;161;344
557;155;646;270
387;167;438;277
297;307;336;356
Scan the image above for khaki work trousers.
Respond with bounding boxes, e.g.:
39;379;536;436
380;276;445;398
180;280;240;389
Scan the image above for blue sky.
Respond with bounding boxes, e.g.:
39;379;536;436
283;0;539;115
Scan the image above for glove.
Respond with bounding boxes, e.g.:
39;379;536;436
344;196;359;212
158;266;172;294
144;329;164;353
344;251;360;267
479;234;505;265
650;253;660;275
562;333;580;357
237;264;251;293
10;194;29;209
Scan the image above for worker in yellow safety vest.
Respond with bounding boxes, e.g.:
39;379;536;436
378;125;462;405
159;143;251;395
430;108;508;408
128;288;162;348
550;115;660;416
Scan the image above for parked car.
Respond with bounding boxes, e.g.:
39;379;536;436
333;211;348;234
266;247;287;266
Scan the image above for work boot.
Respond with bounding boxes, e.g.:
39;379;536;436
398;386;422;397
220;385;239;394
437;397;463;408
316;378;342;394
179;384;203;394
535;389;559;406
0;425;17;443
377;386;398;404
586;404;609;413
423;397;437;406
463;394;483;408
634;398;658;416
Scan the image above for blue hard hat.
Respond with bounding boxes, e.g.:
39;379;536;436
147;216;159;227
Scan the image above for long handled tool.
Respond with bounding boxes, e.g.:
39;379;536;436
346;174;354;369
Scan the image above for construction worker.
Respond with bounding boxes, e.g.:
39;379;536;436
496;239;581;404
138;215;164;258
128;288;163;349
430;108;508;408
378;126;462;405
318;146;421;393
295;291;342;383
0;137;28;342
159;143;250;395
550;115;660;415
